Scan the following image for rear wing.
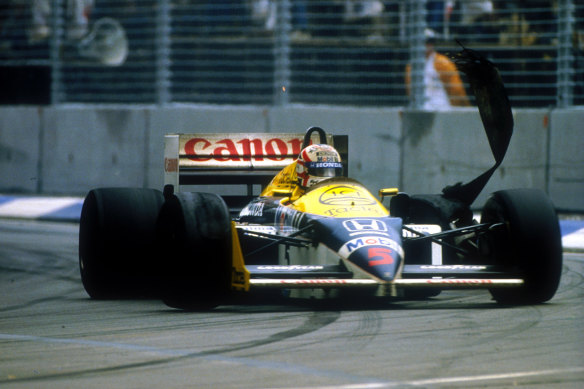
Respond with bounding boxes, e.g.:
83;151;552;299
164;132;348;195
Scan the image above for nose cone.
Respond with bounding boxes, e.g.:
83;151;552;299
313;217;404;281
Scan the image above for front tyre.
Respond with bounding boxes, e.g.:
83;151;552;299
156;192;232;310
481;189;562;304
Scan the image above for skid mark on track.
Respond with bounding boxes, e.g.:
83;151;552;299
339;311;383;352
559;256;584;298
218;310;341;354
0;311;354;385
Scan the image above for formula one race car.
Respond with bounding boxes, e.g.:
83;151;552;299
78;48;562;309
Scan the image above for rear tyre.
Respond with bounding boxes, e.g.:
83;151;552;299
79;188;164;299
156;192;232;310
481;189;562;304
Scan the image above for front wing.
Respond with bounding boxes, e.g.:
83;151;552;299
229;223;524;296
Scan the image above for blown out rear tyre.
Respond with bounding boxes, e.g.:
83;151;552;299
79;188;164;299
156;192;232;310
481;189;562;304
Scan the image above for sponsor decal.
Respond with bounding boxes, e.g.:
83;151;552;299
164;157;178;172
182;137;303;162
338;236;404;259
280;279;348;285
426;279;493;285
239;225;278;234
275;205;305;232
240;202;265;217
402;224;441;237
342;219;388;235
420;265;487;270
319;186;376;206
324;206;386;217
231;268;246;286
257;265;325;270
309;162;342;168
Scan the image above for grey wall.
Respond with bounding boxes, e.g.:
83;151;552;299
0;105;582;211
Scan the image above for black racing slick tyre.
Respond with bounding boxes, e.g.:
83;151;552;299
156;192;232;310
79;188;164;299
481;189;562;304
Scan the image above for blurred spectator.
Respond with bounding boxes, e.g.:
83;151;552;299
494;1;555;46
249;0;309;37
344;0;385;40
292;0;309;38
30;0;50;42
426;1;444;35
405;30;470;110
67;0;93;40
452;0;499;43
250;0;275;31
522;1;555;44
30;0;93;42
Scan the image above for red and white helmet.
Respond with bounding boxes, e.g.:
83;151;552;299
296;144;343;188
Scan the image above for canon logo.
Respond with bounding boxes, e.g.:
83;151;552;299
183;137;303;162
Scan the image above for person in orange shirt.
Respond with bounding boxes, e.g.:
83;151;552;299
405;32;470;110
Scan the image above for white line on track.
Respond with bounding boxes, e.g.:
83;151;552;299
405;367;584;387
0;197;81;218
263;367;584;389
2;333;583;388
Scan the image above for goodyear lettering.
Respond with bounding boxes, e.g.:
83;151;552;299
258;265;324;270
183;137;303;162
420;265;487;270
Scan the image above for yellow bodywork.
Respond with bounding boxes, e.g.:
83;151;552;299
260;161;301;198
231;221;250;291
288;182;389;217
261;161;390;218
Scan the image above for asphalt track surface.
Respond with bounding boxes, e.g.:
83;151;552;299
1;220;583;389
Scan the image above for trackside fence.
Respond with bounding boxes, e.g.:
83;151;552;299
1;0;583;107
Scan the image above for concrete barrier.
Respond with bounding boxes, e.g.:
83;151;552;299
549;108;584;211
0;105;582;211
0;107;41;193
401;109;552;207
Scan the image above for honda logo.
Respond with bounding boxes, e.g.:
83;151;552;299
342;219;388;235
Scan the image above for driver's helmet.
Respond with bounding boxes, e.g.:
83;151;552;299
296;144;343;188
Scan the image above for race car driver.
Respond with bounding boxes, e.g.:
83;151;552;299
261;144;343;199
